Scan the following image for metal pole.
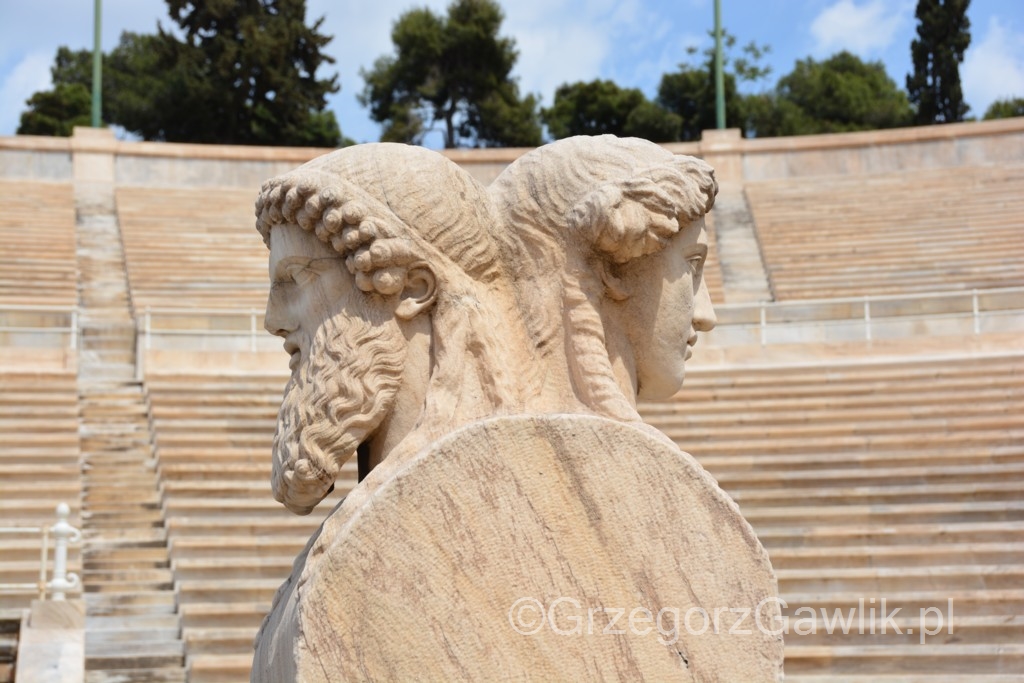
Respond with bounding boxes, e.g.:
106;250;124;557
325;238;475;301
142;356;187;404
91;0;102;127
714;0;725;129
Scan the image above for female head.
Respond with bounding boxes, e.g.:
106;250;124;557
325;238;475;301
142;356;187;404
490;135;718;419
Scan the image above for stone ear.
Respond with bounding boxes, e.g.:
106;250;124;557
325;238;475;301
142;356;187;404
395;266;437;320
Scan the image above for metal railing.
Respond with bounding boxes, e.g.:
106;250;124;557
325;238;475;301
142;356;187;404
708;286;1024;347
139;306;267;352
0;503;81;600
135;287;1024;354
0;304;77;350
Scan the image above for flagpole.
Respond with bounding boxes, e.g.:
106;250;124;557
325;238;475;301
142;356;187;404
92;0;102;127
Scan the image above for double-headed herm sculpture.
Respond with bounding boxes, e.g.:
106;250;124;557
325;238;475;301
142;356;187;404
252;138;784;681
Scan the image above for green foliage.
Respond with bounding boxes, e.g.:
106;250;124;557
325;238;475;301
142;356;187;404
19;1;345;146
907;0;971;124
155;0;342;145
656;32;769;140
359;0;541;148
541;79;681;142
17;83;92;136
541;80;645;138
623;101;683;142
744;52;913;136
983;97;1024;120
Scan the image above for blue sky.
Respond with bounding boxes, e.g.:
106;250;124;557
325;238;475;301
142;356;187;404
1;0;1021;146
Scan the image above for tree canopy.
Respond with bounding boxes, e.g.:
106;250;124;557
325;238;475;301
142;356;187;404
656;32;770;140
983;97;1024;120
540;80;681;142
907;0;971;124
17;83;92;137
18;0;346;146
744;52;913;136
359;0;541;148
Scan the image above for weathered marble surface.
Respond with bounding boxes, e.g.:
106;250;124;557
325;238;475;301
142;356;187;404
251;139;782;681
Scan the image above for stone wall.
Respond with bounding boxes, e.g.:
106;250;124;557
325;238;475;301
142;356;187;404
4;117;1020;189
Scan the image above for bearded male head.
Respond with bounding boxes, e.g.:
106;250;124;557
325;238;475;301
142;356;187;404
256;143;519;515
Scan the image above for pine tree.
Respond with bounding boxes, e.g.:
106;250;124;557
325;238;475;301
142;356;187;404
359;0;541;148
18;1;346;146
907;0;971;124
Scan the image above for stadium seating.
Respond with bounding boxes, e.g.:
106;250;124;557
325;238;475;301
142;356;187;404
2;125;1023;681
147;373;351;681
117;187;268;312
0;371;82;613
640;352;1024;678
747;165;1024;300
0;180;76;307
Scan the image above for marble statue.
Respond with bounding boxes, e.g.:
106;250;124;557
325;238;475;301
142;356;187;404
255;143;552;513
490;135;719;420
252;140;783;682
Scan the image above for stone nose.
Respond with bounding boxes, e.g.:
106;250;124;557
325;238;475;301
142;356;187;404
693;278;716;333
264;285;294;337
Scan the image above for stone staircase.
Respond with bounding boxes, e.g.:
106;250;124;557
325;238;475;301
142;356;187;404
709;186;773;304
76;188;186;682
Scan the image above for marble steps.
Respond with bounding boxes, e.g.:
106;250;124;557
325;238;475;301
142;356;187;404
180;602;268;630
698;445;1024;471
777;589;1023;616
766;542;1024;569
664;414;1024;443
712;462;1024;490
0;538;81;563
782;643;1024;677
644;393;1024;423
672;372;1024;401
151;421;277;436
165;516;329;538
187;653;252;683
775;564;1024;593
740;500;1024;527
84;667;187;683
169;537;307;560
77;374;183;678
173;557;293;581
781;615;1024;647
182;628;257;656
673;427;1024;456
160;479;357;499
785;676;1024;683
728;481;1023;507
163;498;345;519
0;451;80;470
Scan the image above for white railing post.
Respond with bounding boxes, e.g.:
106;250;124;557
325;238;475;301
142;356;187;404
145;306;152;351
250;309;258;352
972;289;980;335
864;298;872;342
759;303;767;346
48;502;81;600
69;308;78;350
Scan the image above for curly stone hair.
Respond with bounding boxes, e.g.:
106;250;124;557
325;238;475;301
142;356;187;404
255;143;503;296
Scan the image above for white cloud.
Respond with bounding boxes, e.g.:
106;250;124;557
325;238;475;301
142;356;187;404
810;0;912;56
962;16;1024;116
0;52;53;136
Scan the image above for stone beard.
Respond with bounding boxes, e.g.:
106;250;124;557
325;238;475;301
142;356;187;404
271;306;405;515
